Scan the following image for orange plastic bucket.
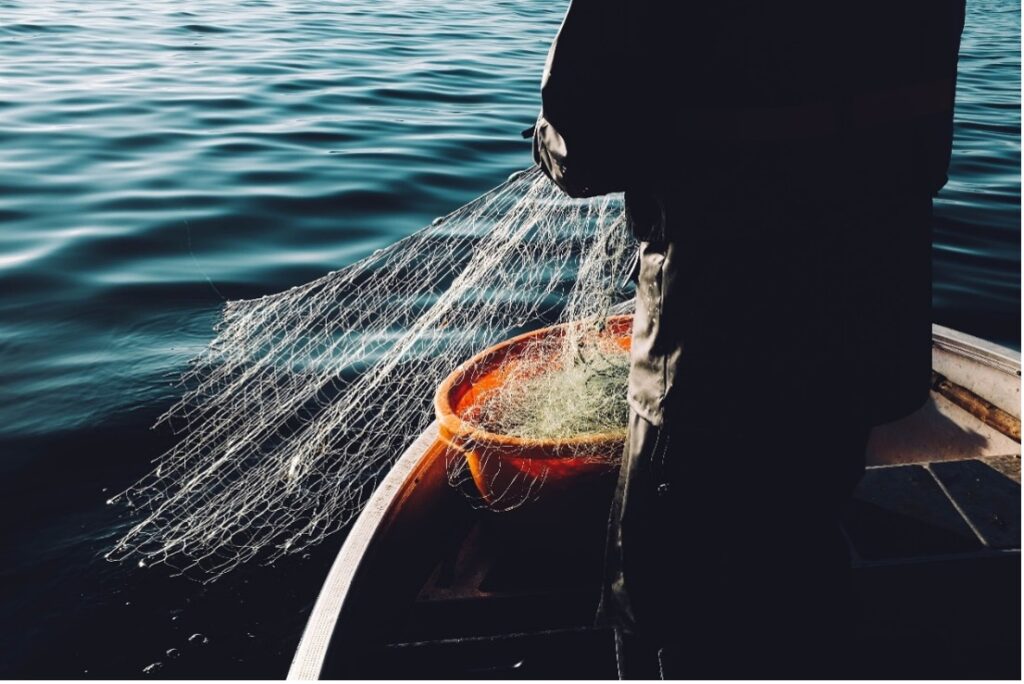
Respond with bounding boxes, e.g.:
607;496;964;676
434;314;632;509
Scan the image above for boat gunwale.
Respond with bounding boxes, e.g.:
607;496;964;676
933;323;1020;378
286;423;442;680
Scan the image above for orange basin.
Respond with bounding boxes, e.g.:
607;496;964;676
434;314;632;509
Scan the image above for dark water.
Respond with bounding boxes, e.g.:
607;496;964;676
0;1;1018;678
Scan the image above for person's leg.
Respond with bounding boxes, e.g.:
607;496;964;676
622;410;869;679
614;191;878;678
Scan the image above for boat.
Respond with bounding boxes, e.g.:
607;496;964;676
288;323;1020;680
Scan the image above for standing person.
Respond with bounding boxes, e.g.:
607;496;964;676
530;2;965;678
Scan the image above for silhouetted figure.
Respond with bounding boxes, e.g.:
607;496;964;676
531;2;965;678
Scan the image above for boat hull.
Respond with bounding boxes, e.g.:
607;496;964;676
289;324;1020;679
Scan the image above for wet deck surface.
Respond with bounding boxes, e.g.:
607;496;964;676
336;457;1020;678
849;458;1020;558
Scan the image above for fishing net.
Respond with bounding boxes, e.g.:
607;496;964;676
472;333;630;440
106;166;636;578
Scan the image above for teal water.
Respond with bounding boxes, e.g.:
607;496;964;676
0;0;1019;677
935;0;1020;348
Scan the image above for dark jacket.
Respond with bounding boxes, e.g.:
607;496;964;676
535;0;965;425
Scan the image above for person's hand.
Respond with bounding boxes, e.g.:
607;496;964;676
522;119;540;166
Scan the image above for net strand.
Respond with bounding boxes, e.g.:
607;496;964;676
107;166;635;579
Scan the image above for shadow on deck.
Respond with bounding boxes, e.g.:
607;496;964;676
336;457;1019;679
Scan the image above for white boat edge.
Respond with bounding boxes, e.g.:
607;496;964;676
288;424;441;681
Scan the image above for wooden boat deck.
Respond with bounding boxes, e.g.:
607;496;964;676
358;457;1018;679
297;452;1019;679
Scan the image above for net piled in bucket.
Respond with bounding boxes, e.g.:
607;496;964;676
473;326;630;440
437;314;633;512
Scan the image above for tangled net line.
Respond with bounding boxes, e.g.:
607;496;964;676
106;166;636;579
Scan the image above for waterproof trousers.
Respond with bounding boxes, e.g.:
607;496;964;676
610;409;869;679
602;193;935;678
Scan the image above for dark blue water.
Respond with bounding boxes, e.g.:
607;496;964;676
0;1;1018;678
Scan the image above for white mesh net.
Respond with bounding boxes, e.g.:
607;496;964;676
471;333;631;440
106;166;636;578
